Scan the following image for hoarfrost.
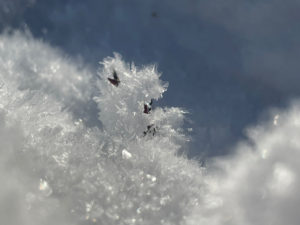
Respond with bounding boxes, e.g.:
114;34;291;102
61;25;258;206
2;30;300;225
0;32;203;225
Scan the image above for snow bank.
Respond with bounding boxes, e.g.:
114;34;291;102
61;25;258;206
188;103;300;225
1;31;300;225
0;32;203;225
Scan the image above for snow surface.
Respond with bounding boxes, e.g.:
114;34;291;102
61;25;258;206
1;31;300;225
1;1;300;225
0;33;203;224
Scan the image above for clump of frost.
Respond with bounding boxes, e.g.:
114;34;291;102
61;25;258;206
0;32;204;225
94;53;187;148
4;30;300;225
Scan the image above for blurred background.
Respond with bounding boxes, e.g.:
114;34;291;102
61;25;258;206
1;0;299;158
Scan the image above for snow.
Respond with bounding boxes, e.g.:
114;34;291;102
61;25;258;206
9;0;299;157
1;2;300;224
39;179;53;197
0;33;204;225
122;149;133;160
1;29;300;225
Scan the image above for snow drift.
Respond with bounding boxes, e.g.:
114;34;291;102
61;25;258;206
0;31;203;225
190;104;300;225
1;31;300;225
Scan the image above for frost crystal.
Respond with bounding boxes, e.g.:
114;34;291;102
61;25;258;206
39;179;52;197
122;149;132;159
0;36;203;225
273;114;280;126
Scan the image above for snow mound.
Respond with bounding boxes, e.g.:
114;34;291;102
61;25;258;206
0;32;203;225
2;31;300;225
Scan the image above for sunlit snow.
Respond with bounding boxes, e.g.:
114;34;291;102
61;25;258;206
1;31;300;225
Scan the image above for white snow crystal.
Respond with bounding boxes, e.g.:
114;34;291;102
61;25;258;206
146;174;157;182
122;149;132;159
39;179;52;197
273;114;280;125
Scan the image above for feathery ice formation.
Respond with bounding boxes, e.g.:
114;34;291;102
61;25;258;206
1;31;300;225
0;32;203;225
